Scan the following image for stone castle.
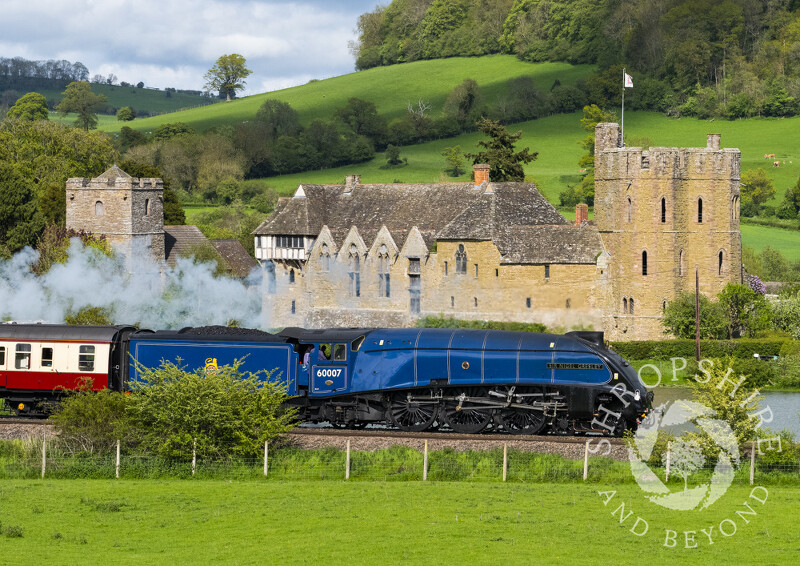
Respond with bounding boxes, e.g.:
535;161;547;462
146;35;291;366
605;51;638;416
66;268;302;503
253;123;743;340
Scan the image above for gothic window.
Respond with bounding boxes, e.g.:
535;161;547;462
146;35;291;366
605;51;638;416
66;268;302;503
409;274;420;314
642;251;648;276
444;261;448;276
661;198;666;223
566;298;571;309
718;250;724;276
451;296;455;308
320;244;330;272
526;298;531;308
662;300;667;312
455;244;467;274
145;198;150;216
378;245;390;298
629;298;635;315
544;265;550;279
291;300;296;314
623;298;628;314
95;201;104;216
474;297;478;308
698;198;703;222
348;244;360;297
627;197;632;223
679;249;685;276
289;269;295;284
732;196;739;220
474;264;478;278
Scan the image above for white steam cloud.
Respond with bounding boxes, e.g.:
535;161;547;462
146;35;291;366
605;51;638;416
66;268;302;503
0;240;267;329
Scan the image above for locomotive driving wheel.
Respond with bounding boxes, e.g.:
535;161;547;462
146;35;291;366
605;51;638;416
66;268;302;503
498;389;546;435
389;391;438;432
441;387;493;434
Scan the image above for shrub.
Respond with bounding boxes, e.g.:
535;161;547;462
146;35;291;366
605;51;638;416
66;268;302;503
50;384;133;454
611;339;789;361
416;315;547;333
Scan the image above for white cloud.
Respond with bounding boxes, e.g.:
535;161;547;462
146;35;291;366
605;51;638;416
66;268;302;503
2;0;380;94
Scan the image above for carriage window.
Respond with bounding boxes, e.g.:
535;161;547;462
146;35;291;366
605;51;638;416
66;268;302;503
79;345;95;371
41;347;53;368
15;344;31;369
334;344;347;361
0;346;5;365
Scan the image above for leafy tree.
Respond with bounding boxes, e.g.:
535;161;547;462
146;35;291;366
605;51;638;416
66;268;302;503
442;145;465;176
255;99;302;138
250;188;279;214
50;385;133;454
772;294;800;339
740;169;775;215
776;176;800;220
717;283;770;338
761;246;789;281
466;117;537;182
443;78;484;128
118;125;148;152
152;122;195;142
385;144;403;166
55;81;108;130
65;306;114;325
335;97;388;149
204;54;252;101
578;104;616;169
128;361;296;459
33;225;114;275
6;92;49;121
662;292;728;339
0;162;45;252
116;106;136;121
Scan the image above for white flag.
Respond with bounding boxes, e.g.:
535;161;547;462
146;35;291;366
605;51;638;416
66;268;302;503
624;73;633;88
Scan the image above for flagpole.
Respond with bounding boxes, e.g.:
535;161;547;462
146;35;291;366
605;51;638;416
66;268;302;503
621;67;625;147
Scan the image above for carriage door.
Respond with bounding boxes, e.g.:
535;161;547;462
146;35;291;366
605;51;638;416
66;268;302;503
311;343;348;394
0;345;6;387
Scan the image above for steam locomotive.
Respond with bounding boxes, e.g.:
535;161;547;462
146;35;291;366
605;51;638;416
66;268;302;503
0;323;652;435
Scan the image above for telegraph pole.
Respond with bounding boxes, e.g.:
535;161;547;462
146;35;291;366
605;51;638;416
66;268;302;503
695;265;701;360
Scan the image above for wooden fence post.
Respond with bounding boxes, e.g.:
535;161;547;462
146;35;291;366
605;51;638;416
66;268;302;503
665;442;671;482
264;441;269;477
345;439;351;480
41;437;46;479
583;440;589;481
423;440;428;481
115;440;121;479
750;442;756;486
192;438;197;477
503;443;508;482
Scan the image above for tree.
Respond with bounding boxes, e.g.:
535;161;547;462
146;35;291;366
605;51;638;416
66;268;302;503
717;283;770;338
255;99;302;138
443;78;484;128
442;145;465;176
0;161;45;252
118;126;148;152
776;176;800;220
662;438;705;491
152;122;195;141
116;106;136;121
335;97;388;149
204;54;252;101
740;168;775;216
55;81;108;130
33;225;114;275
466;118;537;182
6;92;49;121
662;292;728;339
385;144;403;166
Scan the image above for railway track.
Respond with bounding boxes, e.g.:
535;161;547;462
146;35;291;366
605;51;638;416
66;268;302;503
0;416;51;425
291;425;625;445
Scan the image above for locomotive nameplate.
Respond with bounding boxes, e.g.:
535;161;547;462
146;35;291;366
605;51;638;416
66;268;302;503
547;363;604;370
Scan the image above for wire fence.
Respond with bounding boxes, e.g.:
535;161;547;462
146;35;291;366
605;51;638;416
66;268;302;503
1;437;798;484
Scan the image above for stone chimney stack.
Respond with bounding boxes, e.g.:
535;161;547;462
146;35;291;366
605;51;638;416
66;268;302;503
594;123;621;153
575;203;589;226
344;174;361;194
473;164;490;186
707;133;721;151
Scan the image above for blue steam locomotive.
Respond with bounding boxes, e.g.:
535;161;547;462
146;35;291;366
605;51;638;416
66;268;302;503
1;324;652;435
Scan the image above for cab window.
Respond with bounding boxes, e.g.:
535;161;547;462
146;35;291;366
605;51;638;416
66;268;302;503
79;345;95;371
318;344;331;361
41;347;53;368
334;344;347;361
15;344;31;369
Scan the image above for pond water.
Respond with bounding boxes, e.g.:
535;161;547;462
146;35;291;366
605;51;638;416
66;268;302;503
652;387;800;437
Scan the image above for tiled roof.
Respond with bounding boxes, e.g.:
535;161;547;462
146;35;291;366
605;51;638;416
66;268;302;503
211;239;258;278
496;224;604;264
164;225;209;267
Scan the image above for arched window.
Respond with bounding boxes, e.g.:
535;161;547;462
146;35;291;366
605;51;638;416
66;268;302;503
662;300;667;312
642;251;648;276
378;244;390;298
320;244;330;272
349;244;360;297
629;298;635;315
144;198;150;216
623;298;628;314
455;244;467;274
732;196;739;220
565;298;571;309
627;197;633;223
718;250;724;276
661;198;666;223
95;201;104;216
698;198;703;222
289;269;295;284
679;249;685;276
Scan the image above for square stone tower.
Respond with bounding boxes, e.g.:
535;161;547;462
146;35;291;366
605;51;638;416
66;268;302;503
594;123;742;340
66;165;165;264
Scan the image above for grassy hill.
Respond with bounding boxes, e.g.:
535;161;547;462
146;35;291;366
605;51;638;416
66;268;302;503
99;56;594;134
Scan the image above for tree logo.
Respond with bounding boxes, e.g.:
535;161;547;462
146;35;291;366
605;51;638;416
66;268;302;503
628;400;740;511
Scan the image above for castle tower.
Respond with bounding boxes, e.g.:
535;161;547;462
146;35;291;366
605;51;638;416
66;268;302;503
66;165;165;264
594;123;742;340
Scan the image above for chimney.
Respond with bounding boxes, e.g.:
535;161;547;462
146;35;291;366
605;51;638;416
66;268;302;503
594;123;621;153
344;174;360;194
707;134;721;151
473;164;490;186
575;203;589;226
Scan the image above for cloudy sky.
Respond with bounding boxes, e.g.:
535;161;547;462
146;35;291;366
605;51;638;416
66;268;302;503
2;0;380;95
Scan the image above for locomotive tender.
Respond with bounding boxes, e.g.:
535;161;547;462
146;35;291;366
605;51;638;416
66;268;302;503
0;324;652;435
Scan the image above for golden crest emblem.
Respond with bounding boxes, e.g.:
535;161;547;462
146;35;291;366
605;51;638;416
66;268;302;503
204;357;219;375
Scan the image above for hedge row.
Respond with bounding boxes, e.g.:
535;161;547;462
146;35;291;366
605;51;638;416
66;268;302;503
610;339;791;360
416;316;547;333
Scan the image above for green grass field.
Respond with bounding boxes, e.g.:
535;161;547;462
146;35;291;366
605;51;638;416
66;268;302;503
741;223;800;262
0;480;795;564
99;56;594;134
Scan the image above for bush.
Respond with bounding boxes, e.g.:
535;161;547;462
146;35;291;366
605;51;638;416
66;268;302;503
611;339;790;361
50;384;133;454
417;315;547;333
